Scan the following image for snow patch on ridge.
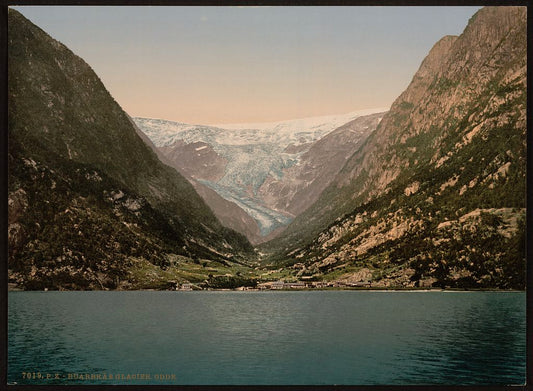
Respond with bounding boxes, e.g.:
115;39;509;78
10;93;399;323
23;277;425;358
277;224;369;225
208;107;389;133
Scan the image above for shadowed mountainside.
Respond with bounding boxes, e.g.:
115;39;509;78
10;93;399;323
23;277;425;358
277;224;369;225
8;9;254;290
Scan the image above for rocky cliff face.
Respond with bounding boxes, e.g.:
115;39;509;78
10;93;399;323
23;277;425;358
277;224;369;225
257;112;385;217
264;6;526;289
8;9;253;290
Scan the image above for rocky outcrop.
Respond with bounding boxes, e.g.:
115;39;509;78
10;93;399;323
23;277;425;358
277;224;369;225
258;112;384;217
190;181;265;244
160;141;228;182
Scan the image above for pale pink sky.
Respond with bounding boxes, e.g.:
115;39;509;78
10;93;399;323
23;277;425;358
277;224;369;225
15;6;481;124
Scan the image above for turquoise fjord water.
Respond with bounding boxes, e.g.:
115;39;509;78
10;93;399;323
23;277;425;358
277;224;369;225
8;291;525;385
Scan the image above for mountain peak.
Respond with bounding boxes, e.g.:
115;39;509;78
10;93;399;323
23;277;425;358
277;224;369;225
416;35;458;79
464;6;526;38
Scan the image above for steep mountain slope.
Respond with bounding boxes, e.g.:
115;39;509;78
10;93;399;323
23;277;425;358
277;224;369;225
263;6;526;289
8;9;253;290
190;181;265;243
130;116;265;244
257;112;385;216
134;109;385;242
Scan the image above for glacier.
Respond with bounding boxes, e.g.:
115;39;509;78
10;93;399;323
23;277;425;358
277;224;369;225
134;108;388;236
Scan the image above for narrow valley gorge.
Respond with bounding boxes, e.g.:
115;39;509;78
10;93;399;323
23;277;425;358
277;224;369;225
7;6;526;291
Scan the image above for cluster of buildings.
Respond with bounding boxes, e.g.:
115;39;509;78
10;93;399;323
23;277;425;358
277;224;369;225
172;280;372;291
256;280;372;290
175;283;195;291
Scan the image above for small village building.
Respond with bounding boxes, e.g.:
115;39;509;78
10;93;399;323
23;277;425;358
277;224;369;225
333;281;347;288
285;282;306;289
257;282;273;290
351;281;372;287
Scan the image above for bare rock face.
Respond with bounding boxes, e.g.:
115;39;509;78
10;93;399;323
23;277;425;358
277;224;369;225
160;141;228;182
258;113;384;217
338;7;526;200
189;181;265;245
265;7;526;289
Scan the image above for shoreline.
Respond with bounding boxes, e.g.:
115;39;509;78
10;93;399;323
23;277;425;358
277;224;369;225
7;286;525;293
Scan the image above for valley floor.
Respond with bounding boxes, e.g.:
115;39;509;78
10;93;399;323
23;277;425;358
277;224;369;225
7;254;524;292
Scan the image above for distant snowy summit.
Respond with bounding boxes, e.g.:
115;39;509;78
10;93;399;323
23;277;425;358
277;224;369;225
135;107;388;149
208;107;389;133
